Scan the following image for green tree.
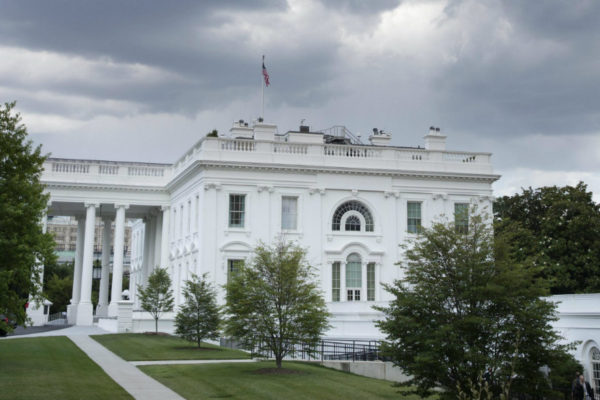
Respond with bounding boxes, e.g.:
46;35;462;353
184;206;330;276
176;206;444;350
137;267;174;334
42;260;73;313
175;274;221;347
546;350;583;398
45;274;73;313
376;209;571;399
0;101;56;332
224;239;330;369
494;182;600;294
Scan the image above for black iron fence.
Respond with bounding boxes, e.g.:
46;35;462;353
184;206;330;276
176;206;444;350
221;338;386;362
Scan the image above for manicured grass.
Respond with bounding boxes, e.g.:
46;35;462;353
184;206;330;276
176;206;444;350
91;333;251;361
141;361;423;400
0;336;131;400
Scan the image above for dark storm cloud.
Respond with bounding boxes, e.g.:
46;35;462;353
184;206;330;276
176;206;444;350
0;1;286;60
435;0;600;138
319;0;402;14
0;0;342;115
1;0;599;200
500;0;600;41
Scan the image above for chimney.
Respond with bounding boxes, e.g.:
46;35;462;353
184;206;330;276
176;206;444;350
424;126;446;151
229;119;254;139
286;125;324;144
369;128;392;146
253;120;278;141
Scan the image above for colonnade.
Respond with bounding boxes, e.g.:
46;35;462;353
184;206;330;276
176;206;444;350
128;205;170;309
67;203;129;325
65;203;170;326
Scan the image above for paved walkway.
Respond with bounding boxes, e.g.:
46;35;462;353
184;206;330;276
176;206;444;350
69;335;185;400
0;325;110;339
131;359;257;366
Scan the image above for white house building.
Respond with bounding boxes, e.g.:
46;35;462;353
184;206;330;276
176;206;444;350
33;120;600;388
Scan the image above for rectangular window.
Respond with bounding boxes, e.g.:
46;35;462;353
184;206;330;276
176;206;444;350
195;195;200;231
180;205;184;236
172;208;176;236
281;196;298;230
346;262;361;288
347;289;360;301
367;263;375;301
229;194;246;228
332;262;340;302
187;200;192;234
407;201;422;233
455;203;469;234
227;259;244;283
346;261;361;301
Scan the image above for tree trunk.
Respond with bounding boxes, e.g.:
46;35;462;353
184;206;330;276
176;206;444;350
155;317;158;334
276;354;283;369
197;336;201;348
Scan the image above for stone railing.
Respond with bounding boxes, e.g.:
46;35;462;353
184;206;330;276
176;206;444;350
52;162;90;174
44;158;171;186
170;137;494;177
324;144;382;158
46;137;495;187
274;143;308;154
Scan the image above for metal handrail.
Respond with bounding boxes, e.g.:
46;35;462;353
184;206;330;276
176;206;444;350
246;338;386;362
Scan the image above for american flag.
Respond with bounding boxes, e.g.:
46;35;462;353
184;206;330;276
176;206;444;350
262;55;270;87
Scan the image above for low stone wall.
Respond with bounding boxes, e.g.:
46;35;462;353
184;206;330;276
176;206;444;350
321;361;411;383
97;317;117;333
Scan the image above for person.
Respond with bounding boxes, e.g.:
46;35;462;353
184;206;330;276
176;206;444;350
572;372;581;400
573;374;594;400
483;367;493;386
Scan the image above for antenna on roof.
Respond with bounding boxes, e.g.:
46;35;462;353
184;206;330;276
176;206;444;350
300;118;305;125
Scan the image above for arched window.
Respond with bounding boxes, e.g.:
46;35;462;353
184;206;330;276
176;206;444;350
346;253;362;301
345;215;361;231
592;347;600;393
332;201;374;232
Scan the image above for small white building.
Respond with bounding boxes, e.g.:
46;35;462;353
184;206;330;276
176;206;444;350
37;120;600;388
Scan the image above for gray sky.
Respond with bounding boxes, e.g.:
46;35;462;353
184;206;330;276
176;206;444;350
1;0;599;201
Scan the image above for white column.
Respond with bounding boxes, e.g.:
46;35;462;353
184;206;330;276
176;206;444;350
361;262;367;302
153;212;162;268
108;204;128;317
147;216;156;274
160;206;170;270
67;218;86;324
141;218;151;285
96;217;112;317
76;202;98;325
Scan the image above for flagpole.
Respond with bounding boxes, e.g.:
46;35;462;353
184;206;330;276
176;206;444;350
261;55;265;120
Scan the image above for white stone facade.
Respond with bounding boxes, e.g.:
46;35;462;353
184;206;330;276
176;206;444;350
38;121;599;387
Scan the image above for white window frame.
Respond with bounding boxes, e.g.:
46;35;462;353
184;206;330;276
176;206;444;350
406;201;422;234
340;211;367;233
402;196;429;235
454;202;469;233
228;193;247;229
331;261;341;302
345;253;362;302
281;195;299;231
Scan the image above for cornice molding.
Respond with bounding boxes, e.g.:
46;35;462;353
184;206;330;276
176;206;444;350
194;160;501;183
42;181;168;193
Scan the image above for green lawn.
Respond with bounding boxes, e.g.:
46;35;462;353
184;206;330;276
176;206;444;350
91;333;251;361
0;337;131;400
141;361;422;400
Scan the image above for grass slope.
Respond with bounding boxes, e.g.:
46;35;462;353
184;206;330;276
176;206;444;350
141;361;422;400
91;333;250;361
0;337;131;400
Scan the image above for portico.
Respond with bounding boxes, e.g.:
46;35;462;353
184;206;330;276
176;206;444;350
42;159;171;325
